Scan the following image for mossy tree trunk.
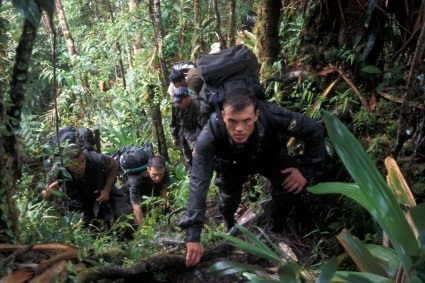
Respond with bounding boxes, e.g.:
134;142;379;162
148;0;169;160
1;19;39;242
226;0;236;48
255;0;281;98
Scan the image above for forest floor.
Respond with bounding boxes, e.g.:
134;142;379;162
0;192;346;283
2;154;424;282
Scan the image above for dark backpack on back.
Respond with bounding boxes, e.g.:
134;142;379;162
77;128;96;151
43;126;97;172
118;142;154;178
196;44;264;117
42;126;77;172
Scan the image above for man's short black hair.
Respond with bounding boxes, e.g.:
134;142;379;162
238;24;253;33
63;144;82;159
148;155;166;169
222;87;257;112
169;69;185;83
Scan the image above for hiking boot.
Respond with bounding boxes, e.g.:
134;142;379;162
224;217;236;233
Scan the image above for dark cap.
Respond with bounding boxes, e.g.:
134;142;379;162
173;86;189;103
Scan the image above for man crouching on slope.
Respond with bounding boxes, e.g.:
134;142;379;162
177;87;325;266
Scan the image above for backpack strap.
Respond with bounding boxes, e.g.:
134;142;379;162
120;164;149;179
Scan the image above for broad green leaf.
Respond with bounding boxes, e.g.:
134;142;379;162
365;244;399;278
332;271;395;283
243;272;280;282
361;65;382;74
175;163;186;180
337;229;387;276
277;265;298;283
316;111;419;272
315;257;338;283
413;255;425;281
12;0;41;27
208;261;266;277
237;225;278;258
308;183;370;209
220;231;281;262
409;203;425;252
241;274;270;282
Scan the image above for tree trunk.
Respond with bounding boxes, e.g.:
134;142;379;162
256;0;281;97
193;0;207;56
149;0;169;160
1;19;39;242
226;0;236;47
392;21;425;158
212;0;226;50
104;0;127;89
128;0;142;56
55;0;77;58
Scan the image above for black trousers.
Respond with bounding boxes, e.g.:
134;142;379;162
214;153;300;230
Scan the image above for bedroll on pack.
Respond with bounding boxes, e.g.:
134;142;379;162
196;44;264;117
118;142;154;177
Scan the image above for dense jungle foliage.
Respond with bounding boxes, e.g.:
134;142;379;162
0;0;424;282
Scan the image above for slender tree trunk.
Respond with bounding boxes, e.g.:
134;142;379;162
55;0;77;57
128;0;142;56
212;0;226;50
104;0;127;89
256;0;281;97
227;0;236;47
149;0;169;160
392;21;425;158
193;0;207;56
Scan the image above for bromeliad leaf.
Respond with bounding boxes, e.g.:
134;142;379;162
314;110;420;272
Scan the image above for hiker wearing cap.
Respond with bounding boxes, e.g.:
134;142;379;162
170;86;208;173
42;144;122;227
167;62;194;100
177;87;325;267
127;156;170;226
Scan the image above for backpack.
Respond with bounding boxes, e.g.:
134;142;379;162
118;142;154;178
42;126;77;172
77;128;96;151
169;62;195;84
42;126;97;172
196;44;264;118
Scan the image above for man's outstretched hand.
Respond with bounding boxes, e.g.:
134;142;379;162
281;167;307;194
186;242;204;267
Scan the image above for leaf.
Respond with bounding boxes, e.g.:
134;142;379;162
175;163;186;180
336;229;387;276
208;261;267;277
385;156;416;207
361;65;382;74
243;272;281;282
11;0;41;27
277;265;298;283
315;257;338;283
311;111;420;273
365;244;399;278
332;271;395;283
220;227;282;263
408;203;425;252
